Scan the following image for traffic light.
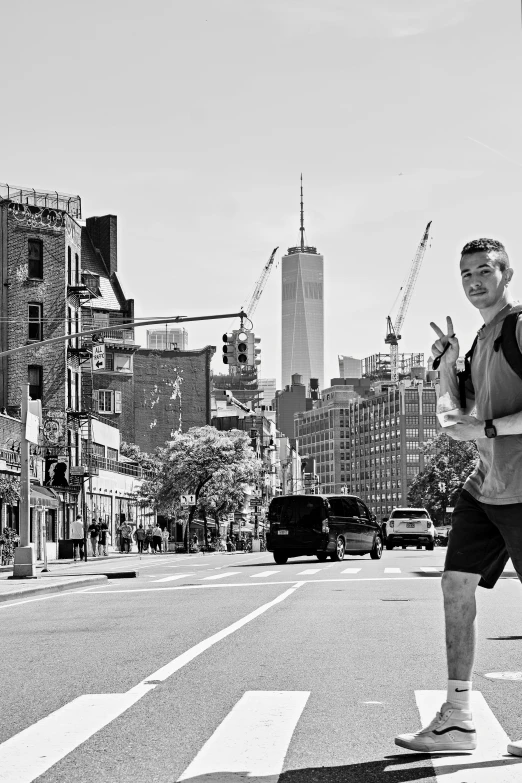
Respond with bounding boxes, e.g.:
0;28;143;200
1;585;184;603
246;333;261;367
236;331;248;365
222;333;236;366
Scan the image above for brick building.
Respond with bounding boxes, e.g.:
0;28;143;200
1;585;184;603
120;347;215;453
295;380;437;516
0;183;155;554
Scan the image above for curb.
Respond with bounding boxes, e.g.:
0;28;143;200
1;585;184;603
0;575;108;604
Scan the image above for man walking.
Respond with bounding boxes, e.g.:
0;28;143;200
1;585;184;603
88;518;100;558
395;238;522;757
70;514;84;562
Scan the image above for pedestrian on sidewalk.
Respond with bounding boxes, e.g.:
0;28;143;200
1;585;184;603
134;524;146;554
152;523;163;554
98;517;109;557
144;524;153;553
120;521;132;553
395;238;522;758
88;519;100;557
70;515;84;561
161;526;169;553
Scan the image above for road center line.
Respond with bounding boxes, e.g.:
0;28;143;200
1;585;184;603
0;583;304;782
177;691;309;782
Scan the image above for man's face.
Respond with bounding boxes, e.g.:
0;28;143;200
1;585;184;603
460;251;513;309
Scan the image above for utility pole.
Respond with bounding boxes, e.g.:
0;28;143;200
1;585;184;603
10;384;36;578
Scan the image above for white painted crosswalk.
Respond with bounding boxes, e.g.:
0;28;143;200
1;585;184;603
250;571;280;578
151;574;195;583
341;568;361;574
201;572;236;581
177;691;309;782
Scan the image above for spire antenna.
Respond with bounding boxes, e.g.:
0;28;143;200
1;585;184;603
300;173;305;252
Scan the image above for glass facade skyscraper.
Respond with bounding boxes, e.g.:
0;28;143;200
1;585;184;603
281;179;324;391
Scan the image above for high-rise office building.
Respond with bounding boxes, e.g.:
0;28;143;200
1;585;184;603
147;328;188;350
281;177;324;391
338;355;362;379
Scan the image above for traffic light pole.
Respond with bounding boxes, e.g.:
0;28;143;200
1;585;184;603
0;311;248;360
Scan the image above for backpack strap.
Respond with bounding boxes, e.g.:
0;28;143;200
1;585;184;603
496;311;522;381
457;336;478;409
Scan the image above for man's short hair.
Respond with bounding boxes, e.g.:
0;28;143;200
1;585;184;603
461;238;510;272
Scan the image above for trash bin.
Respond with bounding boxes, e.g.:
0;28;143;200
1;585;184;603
58;539;75;559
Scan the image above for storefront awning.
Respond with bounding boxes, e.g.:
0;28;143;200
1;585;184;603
30;485;59;508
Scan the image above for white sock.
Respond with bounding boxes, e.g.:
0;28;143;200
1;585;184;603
447;679;472;711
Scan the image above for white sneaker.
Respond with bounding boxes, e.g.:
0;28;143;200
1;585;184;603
395;702;477;753
508;739;522;756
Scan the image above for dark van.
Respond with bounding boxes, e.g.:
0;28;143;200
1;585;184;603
266;494;384;565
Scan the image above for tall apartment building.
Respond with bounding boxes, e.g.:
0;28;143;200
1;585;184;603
257;378;277;409
338;355;362;379
147;328;188;350
275;374;313;442
295;380;437;516
281;178;324;390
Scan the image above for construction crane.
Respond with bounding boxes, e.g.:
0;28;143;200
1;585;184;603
244;247;279;319
385;221;432;382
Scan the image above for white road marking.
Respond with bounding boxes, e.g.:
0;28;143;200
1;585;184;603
177;691;309;782
384;568;401;573
201;573;236;581
296;569;323;575
0;585;303;781
0;691;153;783
151;574;195;583
79;576;441;593
419;567;443;573
341;568;361;574
250;571;280;578
413;690;522;781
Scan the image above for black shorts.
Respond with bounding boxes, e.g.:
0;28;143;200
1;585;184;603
445;489;522;588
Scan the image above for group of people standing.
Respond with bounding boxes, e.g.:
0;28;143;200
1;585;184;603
132;523;169;554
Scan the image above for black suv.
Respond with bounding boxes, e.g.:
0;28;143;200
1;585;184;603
266;494;384;565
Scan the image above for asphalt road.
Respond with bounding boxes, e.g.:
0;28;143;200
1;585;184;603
1;548;522;783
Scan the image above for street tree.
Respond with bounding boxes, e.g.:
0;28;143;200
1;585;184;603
138;426;261;548
407;432;478;524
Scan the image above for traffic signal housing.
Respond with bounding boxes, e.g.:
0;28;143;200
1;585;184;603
222;333;236;366
246;333;261;367
236;331;248;365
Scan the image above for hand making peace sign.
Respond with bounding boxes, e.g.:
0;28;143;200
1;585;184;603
430;316;460;368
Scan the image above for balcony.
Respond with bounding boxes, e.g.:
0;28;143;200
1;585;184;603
68;273;100;300
85;453;153;480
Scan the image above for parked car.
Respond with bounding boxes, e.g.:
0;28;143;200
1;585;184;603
385;507;435;550
266;494;384;564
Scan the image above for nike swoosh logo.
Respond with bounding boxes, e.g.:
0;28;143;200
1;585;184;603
455;688;469;692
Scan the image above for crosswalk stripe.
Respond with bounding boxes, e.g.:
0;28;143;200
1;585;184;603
341;568;361;574
150;574;194;583
384;568;401;573
414;690;522;781
419;567;443;573
297;569;323;575
177;691;309;782
250;571;280;578
0;692;148;783
201;573;236;581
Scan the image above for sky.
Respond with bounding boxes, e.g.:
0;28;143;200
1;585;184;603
2;0;522;388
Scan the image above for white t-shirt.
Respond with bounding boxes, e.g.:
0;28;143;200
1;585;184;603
70;521;84;539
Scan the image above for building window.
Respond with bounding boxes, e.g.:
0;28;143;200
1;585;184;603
28;365;42;400
28;303;43;341
92;442;105;457
67;247;72;285
107;447;118;461
97;390;122;414
114;354;132;373
28;239;43;279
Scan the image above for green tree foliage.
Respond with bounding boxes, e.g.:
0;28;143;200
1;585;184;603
138;426;261;546
407;433;479;523
0;475;20;505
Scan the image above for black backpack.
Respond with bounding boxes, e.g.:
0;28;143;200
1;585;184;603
457;308;522;407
